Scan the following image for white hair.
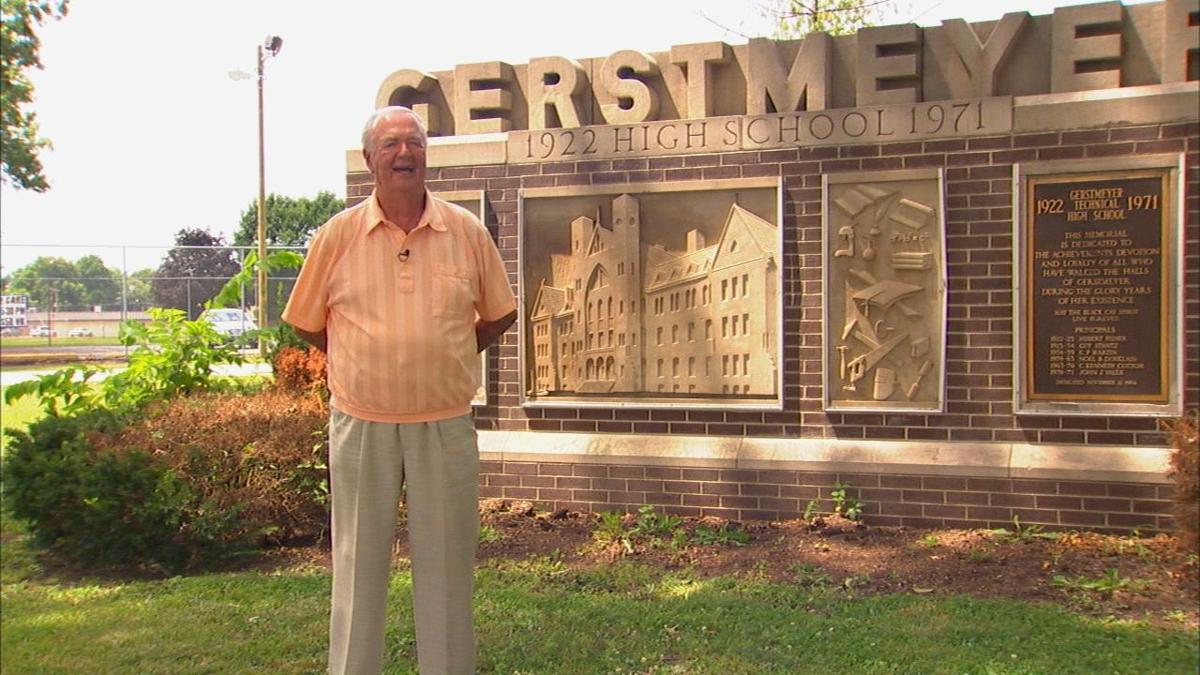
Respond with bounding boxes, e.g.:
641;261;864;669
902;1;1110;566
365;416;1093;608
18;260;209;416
361;106;428;152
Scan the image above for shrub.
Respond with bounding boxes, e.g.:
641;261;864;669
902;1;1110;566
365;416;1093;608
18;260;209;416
2;411;115;547
2;411;245;572
94;388;330;545
1163;410;1198;553
273;346;327;392
2;310;306;572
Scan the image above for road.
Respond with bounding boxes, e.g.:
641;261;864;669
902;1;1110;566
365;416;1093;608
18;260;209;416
4;345;129;357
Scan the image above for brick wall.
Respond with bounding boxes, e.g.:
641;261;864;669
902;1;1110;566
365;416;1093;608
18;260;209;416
477;460;1176;532
347;120;1199;534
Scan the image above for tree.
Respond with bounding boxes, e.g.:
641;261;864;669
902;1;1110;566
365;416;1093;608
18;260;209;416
75;254;121;308
1;0;68;191
766;0;895;38
233;191;343;248
6;255;126;311
8;256;87;310
125;268;155;310
152;228;240;319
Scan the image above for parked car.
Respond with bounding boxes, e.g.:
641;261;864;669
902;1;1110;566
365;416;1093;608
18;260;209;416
201;308;258;339
68;327;94;337
30;326;56;337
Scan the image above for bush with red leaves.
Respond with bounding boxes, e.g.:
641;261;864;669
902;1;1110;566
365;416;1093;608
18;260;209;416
95;388;330;546
1165;410;1199;554
274;346;327;392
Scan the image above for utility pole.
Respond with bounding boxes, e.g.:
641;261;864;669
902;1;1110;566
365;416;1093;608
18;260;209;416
256;35;283;357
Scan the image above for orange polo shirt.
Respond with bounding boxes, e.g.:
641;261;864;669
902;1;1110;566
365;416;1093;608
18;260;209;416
282;191;516;423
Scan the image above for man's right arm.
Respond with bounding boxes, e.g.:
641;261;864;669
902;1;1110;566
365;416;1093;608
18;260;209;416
294;327;327;353
281;222;335;353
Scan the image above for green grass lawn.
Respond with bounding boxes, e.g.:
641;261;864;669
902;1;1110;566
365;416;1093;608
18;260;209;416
0;389;42;458
2;515;1196;674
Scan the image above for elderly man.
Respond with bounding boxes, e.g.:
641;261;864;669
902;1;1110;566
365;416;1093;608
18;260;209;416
283;106;517;674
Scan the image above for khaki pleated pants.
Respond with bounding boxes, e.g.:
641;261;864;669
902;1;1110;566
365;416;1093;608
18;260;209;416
328;409;480;675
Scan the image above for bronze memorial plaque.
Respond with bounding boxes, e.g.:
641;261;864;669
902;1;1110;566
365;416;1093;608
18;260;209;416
1025;171;1170;403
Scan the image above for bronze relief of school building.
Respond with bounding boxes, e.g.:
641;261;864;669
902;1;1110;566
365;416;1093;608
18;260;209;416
527;193;778;400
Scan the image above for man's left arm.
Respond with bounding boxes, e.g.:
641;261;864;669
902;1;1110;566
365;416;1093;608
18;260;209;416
476;310;517;352
470;213;517;352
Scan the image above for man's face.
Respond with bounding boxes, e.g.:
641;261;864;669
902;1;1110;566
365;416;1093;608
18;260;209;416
363;111;427;194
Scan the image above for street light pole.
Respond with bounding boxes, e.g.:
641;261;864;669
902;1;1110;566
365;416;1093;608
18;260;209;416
256;42;267;351
256;36;282;356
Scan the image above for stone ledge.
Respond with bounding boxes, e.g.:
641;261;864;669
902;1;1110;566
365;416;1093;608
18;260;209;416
478;430;1172;485
1013;83;1199;132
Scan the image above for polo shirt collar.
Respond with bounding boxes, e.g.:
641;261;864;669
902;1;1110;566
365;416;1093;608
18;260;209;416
364;189;447;234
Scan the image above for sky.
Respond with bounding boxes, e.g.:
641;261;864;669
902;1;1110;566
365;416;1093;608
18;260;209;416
0;0;1152;274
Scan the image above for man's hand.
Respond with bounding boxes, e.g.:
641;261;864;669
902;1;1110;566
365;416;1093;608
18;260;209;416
476;310;517;352
294;327;328;353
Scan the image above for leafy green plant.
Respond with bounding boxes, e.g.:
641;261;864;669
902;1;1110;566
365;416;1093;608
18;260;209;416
990;515;1060;543
1052;568;1150;598
103;308;243;409
802;498;820;521
670;528;689;550
790;563;832;588
205;249;308;358
592;511;634;555
830;481;863;521
1;411;114;546
479;525;502;544
591;506;690;555
206;249;305;311
692;523;750;547
1102;534;1156;560
632;505;682;539
2;364;104;416
6;310;245;422
916;532;940;548
282;425;330;512
967;548;994;564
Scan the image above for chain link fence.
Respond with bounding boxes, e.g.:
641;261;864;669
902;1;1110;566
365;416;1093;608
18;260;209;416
1;244;305;336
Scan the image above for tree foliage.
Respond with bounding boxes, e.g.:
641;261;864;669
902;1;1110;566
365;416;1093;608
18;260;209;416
233;191;343;248
125;268;155;309
74;254;121;307
152;228;240;319
1;0;68;191
766;0;894;38
5;254;122;310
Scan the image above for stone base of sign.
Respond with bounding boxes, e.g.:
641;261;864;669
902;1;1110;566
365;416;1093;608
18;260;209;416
477;431;1175;534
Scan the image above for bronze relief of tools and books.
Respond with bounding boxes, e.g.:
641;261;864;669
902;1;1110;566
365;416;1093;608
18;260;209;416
824;170;946;412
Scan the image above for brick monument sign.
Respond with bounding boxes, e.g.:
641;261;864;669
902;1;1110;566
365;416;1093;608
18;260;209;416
346;0;1199;533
